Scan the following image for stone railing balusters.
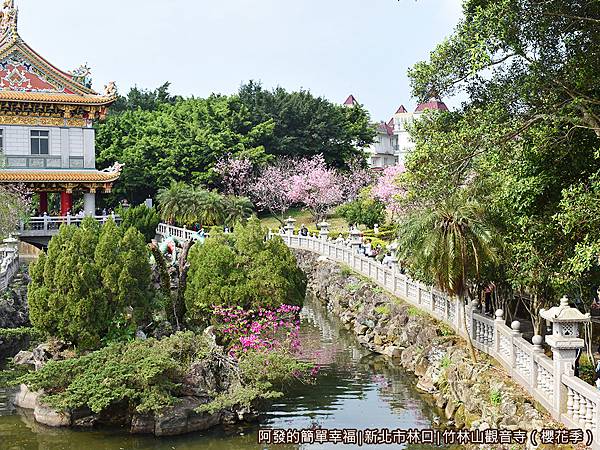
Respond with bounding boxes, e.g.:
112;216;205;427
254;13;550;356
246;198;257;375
152;223;600;445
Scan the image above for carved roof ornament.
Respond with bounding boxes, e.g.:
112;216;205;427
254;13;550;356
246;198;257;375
71;63;93;89
0;0;18;42
101;162;124;174
104;81;117;97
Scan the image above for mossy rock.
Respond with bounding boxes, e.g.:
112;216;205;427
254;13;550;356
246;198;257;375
454;403;466;428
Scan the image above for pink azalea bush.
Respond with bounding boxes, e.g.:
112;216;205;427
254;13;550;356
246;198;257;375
213;304;302;357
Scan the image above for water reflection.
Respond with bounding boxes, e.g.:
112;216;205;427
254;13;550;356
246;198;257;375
0;296;441;449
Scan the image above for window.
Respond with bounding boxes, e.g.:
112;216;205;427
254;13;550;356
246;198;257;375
31;130;49;155
0;129;3;151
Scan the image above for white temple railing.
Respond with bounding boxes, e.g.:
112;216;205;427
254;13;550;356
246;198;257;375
268;226;600;448
19;213;121;237
153;221;600;447
156;223;198;242
0;244;19;292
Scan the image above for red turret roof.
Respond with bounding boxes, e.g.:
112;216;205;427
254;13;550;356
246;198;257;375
344;94;358;106
376;121;394;136
415;99;449;112
387;118;394;130
396;105;408;114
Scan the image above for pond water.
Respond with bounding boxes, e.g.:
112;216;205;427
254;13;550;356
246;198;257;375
0;296;442;449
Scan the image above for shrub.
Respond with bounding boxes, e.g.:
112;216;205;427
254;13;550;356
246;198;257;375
118;204;160;242
17;332;209;414
346;282;361;293
340;265;354;277
440;355;451;369
374;305;390;316
438;324;455;336
489;388;502;406
28;218;155;350
336;188;385;229
197;348;314;415
213;305;301;356
407;306;427;318
0;327;45;341
185;217;307;323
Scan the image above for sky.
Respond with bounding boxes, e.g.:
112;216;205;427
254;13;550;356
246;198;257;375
17;0;463;122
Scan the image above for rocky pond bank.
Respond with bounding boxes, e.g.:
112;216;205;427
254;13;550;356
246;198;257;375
10;333;262;436
294;250;559;436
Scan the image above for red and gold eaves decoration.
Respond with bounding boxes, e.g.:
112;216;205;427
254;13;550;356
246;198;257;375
0;169;121;184
0;0;117;122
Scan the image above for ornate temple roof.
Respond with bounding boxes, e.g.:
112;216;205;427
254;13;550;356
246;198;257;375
0;1;116;107
0;166;123;184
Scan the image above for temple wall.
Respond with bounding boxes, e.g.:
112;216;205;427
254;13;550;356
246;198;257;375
2;125;95;170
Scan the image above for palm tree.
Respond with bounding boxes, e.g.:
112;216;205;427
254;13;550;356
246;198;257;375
196;189;225;226
398;195;498;362
157;182;195;225
223;195;254;226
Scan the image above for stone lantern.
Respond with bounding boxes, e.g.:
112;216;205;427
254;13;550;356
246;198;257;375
318;222;330;241
284;217;296;236
540;296;591;418
349;227;362;253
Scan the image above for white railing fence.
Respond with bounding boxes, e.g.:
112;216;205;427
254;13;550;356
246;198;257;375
271;227;599;448
155;222;600;447
156;223;199;242
19;213;122;236
0;245;19;292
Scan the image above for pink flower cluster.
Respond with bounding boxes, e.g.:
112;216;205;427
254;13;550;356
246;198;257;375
371;163;406;216
288;155;345;222
213;304;302;357
214;155;255;197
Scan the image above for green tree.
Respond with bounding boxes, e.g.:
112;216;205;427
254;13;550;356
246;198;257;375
110;82;179;114
96;95;273;204
185;218;306;323
238;81;376;168
398;196;498;361
337;188;385;229
96;83;376;204
222;195;254;226
118;204;160;242
401;0;600;323
28;218;154;349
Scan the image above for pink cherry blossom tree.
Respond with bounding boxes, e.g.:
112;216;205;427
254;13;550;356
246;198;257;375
288;155;345;223
214;155;255;197
250;157;297;225
341;157;377;202
371;163;406;217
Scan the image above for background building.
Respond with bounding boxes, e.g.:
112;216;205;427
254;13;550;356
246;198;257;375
0;0;120;216
344;95;449;168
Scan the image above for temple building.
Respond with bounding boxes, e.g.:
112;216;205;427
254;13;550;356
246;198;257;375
0;0;121;216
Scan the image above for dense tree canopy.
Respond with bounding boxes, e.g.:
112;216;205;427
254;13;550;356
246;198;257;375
185;218;307;323
97;82;375;204
400;0;600;322
28;219;154;349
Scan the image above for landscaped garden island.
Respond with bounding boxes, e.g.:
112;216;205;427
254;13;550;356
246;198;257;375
1;0;599;448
